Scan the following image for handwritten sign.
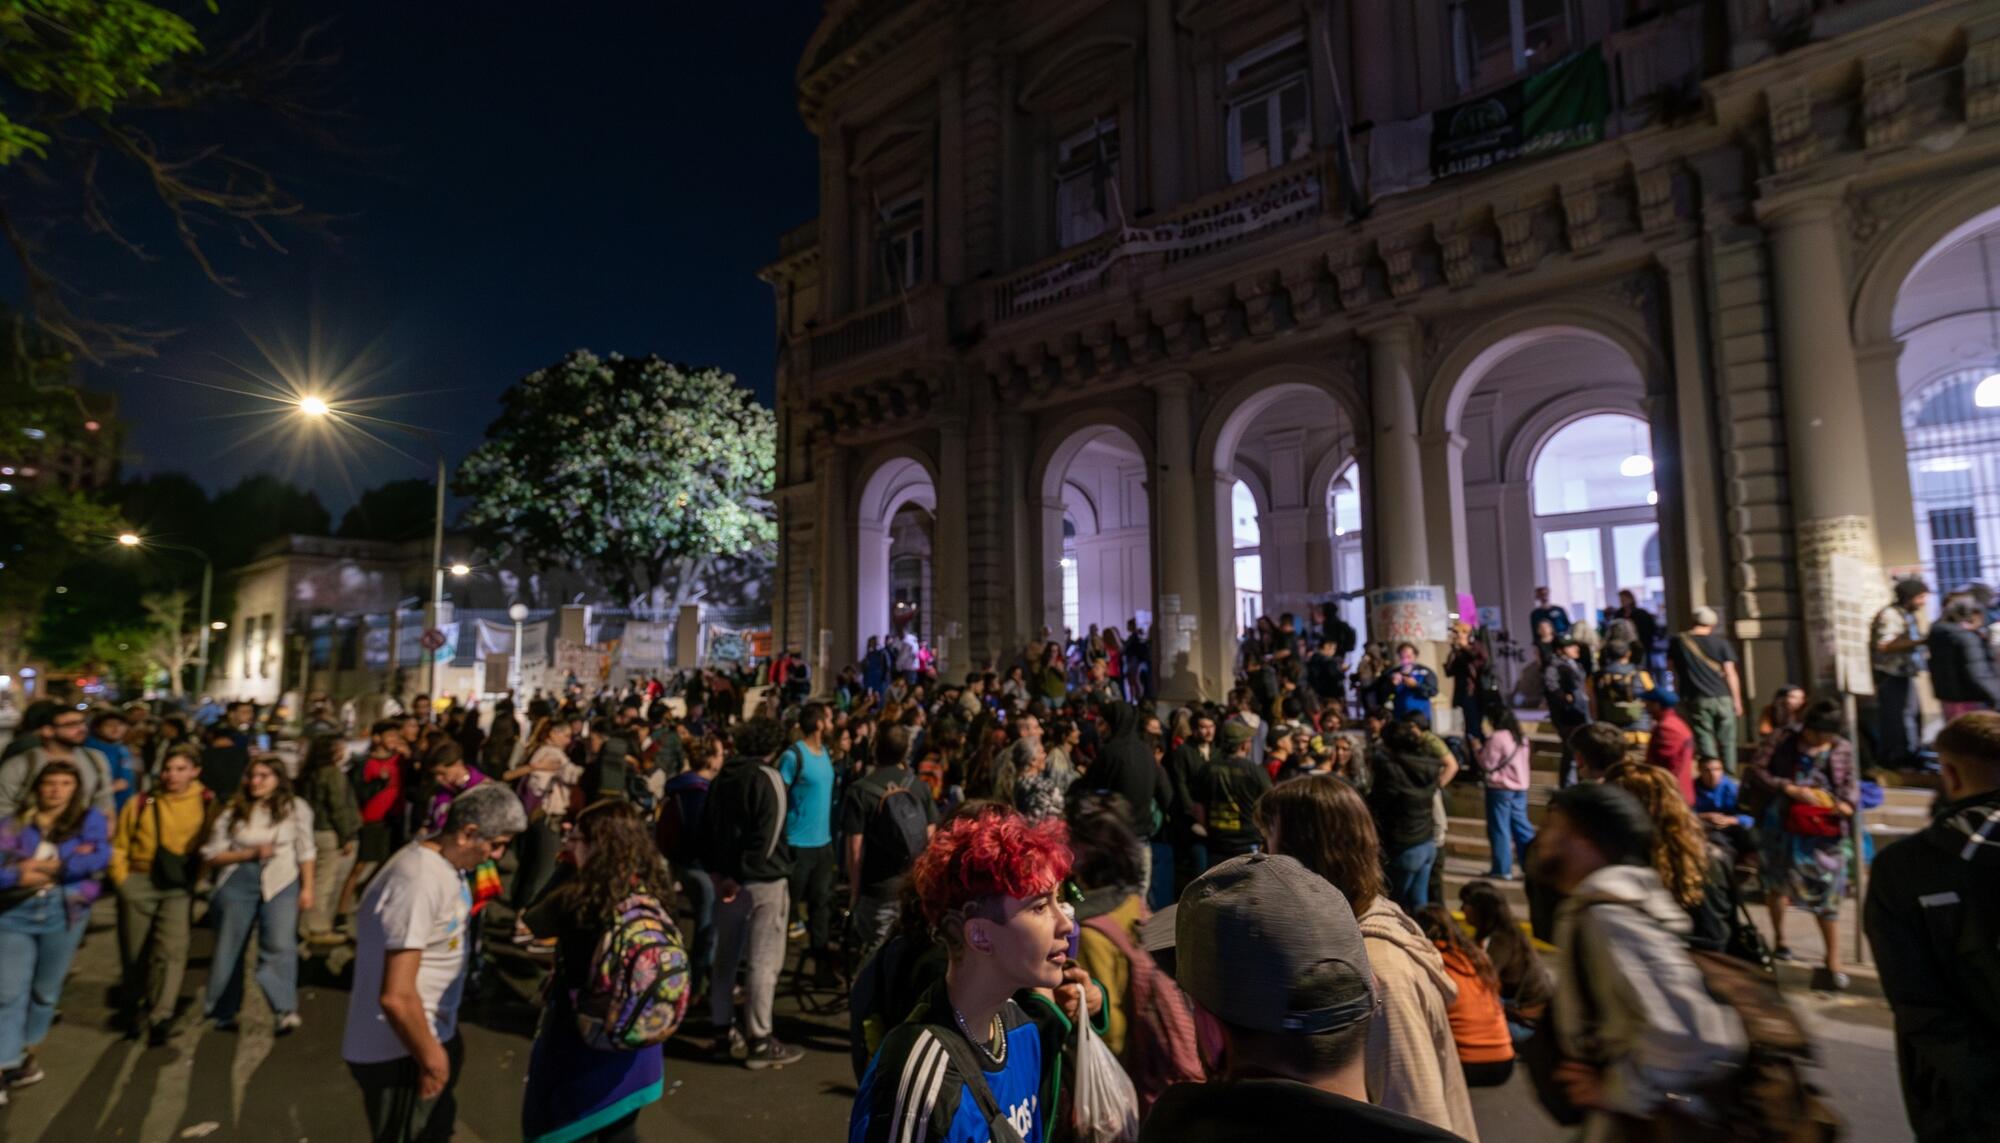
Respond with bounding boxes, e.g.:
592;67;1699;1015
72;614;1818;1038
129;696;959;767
1369;586;1449;643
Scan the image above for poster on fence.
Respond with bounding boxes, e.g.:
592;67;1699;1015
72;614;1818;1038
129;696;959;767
553;638;607;684
620;621;672;668
1369;585;1450;644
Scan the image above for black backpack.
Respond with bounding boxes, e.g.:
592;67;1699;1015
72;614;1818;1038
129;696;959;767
864;780;931;877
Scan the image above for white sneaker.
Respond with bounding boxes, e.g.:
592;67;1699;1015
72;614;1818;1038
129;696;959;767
275;1012;303;1035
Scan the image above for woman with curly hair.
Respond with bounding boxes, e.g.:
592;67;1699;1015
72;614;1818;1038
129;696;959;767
1603;760;1741;955
521;799;687;1142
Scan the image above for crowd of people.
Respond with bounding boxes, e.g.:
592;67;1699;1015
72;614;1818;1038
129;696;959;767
0;581;1993;1141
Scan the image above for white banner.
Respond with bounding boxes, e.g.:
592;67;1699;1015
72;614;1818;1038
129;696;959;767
1798;516;1880;697
620;621;672;668
1009;175;1321;309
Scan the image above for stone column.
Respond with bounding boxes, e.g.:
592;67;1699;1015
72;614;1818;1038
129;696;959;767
1856;340;1919;571
1364;320;1431;587
1034;497;1068;639
1150;376;1204;701
1349;0;1396;126
1764;191;1882;688
937;48;966;285
1418;429;1469;604
934;414;971;673
1658;242;1727;621
814;443;852;680
819;128;850;320
1764;194;1880;534
1144;0;1181;211
1001;410;1036;645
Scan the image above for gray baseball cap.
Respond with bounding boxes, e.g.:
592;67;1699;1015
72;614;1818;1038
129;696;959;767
1175;853;1375;1035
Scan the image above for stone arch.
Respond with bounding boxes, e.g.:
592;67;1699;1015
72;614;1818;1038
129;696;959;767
1850;170;2000;350
1033;411;1155;644
1504;391;1653;485
1421;304;1663;438
1196;363;1366;474
854;449;940;658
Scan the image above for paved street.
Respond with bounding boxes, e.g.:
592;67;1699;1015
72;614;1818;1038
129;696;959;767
3;893;1914;1142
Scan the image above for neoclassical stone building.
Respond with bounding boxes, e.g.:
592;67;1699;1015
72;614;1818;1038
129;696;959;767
762;0;2000;712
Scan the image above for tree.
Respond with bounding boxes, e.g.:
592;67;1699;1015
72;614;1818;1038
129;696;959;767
338;477;436;542
206;473;329;572
458;351;777;616
137;589;201;695
0;3;337;361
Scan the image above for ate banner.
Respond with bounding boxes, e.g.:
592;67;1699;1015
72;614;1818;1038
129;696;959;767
1369;46;1609;197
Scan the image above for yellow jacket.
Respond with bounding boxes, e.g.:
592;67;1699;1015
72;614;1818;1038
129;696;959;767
111;783;213;885
1076;891;1145;1058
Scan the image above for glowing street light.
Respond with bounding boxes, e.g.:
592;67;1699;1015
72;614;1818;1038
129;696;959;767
117;532;141;546
298;394;331;417
211;620;228;631
448;563;471;577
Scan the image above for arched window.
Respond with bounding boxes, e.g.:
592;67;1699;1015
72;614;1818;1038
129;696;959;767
1906;370;2000;590
1061;514;1081;636
1531;413;1663;627
1232;480;1262;631
1532;413;1656;515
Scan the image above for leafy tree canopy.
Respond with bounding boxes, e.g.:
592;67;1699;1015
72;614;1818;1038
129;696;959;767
205;472;328;572
457;350;776;608
337;477;434;542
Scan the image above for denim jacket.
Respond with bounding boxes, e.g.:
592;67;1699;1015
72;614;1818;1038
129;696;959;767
0;809;112;924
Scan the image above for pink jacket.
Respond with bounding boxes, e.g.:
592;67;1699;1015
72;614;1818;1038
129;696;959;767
1477;728;1532;792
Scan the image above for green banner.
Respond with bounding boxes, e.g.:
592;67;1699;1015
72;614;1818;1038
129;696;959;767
1430;46;1609;181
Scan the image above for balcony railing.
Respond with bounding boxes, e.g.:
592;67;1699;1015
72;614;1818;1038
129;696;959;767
988;155;1335;324
807;298;907;371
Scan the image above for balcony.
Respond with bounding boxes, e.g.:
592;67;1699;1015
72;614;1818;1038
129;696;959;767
809;299;906;371
987;154;1336;325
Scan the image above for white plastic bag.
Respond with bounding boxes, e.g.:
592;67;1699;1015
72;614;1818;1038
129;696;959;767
1072;1001;1142;1143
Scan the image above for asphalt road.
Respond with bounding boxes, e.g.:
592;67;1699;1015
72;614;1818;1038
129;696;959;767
6;899;1914;1142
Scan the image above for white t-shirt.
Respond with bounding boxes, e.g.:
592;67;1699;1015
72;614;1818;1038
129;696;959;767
341;842;472;1064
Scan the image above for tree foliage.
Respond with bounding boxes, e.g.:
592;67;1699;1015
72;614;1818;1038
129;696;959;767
0;2;337;359
205;472;328;572
457;350;776;611
337;476;434;542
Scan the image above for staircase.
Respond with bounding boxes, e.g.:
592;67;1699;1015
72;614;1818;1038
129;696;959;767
1436;725;1934;1000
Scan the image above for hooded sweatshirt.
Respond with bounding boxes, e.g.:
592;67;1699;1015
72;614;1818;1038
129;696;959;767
1553;864;1747;1139
1089;702;1163;840
1863;787;2000;1142
1357;896;1480;1141
1140;1077;1467;1143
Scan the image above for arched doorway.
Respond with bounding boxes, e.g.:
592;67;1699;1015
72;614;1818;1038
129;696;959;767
855;455;936;659
1206;379;1361;649
1039;425;1153;645
1432;327;1663;698
1889;211;2000;593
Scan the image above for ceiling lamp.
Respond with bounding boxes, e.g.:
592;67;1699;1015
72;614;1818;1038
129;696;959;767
1975;371;2000;408
1619;420;1654;477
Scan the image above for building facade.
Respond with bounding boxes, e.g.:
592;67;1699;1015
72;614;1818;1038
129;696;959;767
763;0;2000;711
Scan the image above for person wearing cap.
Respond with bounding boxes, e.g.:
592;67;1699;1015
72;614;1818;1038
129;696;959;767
848;807;1103;1143
1144;852;1465;1142
1255;777;1479;1138
1191;720;1271;864
1639;688;1695;804
1529;783;1746;1131
1668;606;1743;776
1870;579;1929;769
1542;638;1591;787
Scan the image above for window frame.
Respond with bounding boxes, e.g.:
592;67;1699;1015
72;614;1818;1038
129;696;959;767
1223;32;1313;184
1449;0;1575;97
872;190;925;300
1053;116;1122;250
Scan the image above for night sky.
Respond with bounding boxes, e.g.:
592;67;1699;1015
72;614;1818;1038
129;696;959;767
74;2;824;513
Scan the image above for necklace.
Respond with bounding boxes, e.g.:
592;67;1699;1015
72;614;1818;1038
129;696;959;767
951;1004;1007;1068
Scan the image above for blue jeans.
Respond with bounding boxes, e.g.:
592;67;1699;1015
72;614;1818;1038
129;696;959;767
0;893;87;1068
204;862;300;1021
1386;840;1437;912
1147;841;1176;911
1483;788;1536;877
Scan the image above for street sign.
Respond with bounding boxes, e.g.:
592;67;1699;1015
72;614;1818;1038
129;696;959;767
419;627;447;652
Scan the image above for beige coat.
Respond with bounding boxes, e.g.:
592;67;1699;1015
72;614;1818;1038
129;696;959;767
1359;895;1481;1141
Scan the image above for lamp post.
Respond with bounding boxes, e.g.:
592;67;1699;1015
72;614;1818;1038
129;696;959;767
508;602;529;694
118;532;215;697
296;395;454;699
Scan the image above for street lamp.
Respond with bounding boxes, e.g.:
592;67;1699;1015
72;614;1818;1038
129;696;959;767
508;602;529;694
292;393;451;698
449;563;471;577
117;534;215;696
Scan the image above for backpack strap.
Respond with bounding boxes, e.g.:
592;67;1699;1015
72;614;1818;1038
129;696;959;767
758;765;789;863
924;1024;1028;1143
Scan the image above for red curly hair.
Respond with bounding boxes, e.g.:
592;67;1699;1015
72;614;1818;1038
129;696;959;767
911;807;1072;928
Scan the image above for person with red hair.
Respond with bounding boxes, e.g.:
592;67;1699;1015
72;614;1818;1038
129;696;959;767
850;807;1105;1143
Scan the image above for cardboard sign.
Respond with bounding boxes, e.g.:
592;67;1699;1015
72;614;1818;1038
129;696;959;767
1369;586;1450;644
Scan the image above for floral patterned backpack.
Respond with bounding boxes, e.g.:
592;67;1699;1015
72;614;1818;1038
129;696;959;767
572;893;691;1051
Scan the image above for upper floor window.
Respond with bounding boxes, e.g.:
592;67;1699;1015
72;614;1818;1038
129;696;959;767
1055;117;1120;249
872;193;923;301
1451;0;1572;95
1226;33;1311;183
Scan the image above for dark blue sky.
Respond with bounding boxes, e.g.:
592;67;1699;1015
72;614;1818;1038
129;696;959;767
78;2;823;512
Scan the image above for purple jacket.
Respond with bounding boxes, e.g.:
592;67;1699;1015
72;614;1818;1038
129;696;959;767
0;809;112;923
